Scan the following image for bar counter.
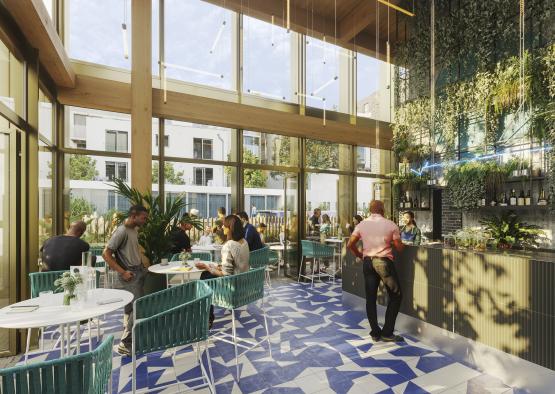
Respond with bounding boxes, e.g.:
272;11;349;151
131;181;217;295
342;244;555;370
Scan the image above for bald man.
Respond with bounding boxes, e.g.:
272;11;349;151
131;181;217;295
347;200;405;343
40;221;94;271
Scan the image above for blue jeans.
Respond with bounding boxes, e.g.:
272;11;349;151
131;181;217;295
362;257;402;337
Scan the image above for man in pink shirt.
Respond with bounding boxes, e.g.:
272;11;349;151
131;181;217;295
347;200;405;342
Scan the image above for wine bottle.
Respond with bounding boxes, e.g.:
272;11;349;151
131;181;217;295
490;195;497;206
404;192;411;208
408;196;413;209
499;193;508;207
525;190;531;206
399;194;405;209
414;196;419;209
517;190;525;206
509;189;517;206
538;188;547;205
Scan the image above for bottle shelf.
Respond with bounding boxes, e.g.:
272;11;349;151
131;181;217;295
505;176;545;183
470;205;549;211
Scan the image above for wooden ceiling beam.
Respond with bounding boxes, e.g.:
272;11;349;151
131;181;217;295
338;0;376;42
4;0;75;88
58;74;392;150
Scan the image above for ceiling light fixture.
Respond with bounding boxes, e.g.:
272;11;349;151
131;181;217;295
210;21;227;54
163;62;224;79
312;76;338;95
121;0;128;59
377;0;414;17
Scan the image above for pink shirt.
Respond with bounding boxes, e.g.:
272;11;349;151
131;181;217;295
352;214;401;260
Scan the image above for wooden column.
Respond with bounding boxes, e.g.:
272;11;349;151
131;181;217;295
131;0;152;193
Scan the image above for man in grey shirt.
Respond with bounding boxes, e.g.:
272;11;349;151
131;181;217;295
102;205;149;355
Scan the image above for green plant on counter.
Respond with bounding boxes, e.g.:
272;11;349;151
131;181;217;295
479;211;546;250
111;178;203;265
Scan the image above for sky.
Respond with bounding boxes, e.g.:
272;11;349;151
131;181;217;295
68;0;386;111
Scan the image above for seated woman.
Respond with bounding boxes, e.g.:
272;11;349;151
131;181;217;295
400;211;422;245
319;214;332;238
196;215;250;328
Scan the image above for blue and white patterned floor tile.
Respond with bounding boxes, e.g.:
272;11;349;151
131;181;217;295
11;280;516;393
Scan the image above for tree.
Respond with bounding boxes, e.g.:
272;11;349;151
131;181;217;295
224;150;267;188
152;162;185;185
70;195;94;222
278;138;338;169
70;155;98;180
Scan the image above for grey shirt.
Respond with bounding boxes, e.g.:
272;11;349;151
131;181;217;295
221;239;250;275
107;224;142;269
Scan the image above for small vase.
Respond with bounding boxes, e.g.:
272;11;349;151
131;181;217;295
63;289;75;306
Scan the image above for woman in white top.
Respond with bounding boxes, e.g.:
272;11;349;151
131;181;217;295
196;214;250;327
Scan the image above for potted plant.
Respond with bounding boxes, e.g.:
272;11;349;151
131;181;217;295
111;178;203;293
54;271;83;306
479;211;545;249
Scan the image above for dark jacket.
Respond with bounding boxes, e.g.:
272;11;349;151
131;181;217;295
244;223;264;251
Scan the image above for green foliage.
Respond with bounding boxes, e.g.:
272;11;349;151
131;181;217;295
69;195;94;222
243;150;267;187
152;162;185;185
480;211;546;249
305;140;339;169
111;178;202;264
69;155;98;181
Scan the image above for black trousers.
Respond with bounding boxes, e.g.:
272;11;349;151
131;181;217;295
200;271;218;323
362;256;402;337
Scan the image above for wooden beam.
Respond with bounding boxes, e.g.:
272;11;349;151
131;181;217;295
131;0;152;193
58;74;393;150
338;0;376;42
4;0;75;87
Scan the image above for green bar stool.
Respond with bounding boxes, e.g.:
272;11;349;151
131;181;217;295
204;267;270;382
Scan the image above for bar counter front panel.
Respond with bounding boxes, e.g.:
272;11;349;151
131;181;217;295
342;245;555;370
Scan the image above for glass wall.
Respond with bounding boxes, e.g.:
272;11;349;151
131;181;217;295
164;0;235;90
0;121;12;353
67;0;132;70
243;16;297;102
0;40;24;117
242;131;298;167
356;147;394;174
306;37;351;113
357;52;392;122
357;177;392;219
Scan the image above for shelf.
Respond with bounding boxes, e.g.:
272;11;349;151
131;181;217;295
505;176;545;183
397;208;431;211
470;205;549;211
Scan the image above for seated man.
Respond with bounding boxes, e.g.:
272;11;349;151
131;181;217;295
237;212;264;251
40;221;94;271
170;214;193;254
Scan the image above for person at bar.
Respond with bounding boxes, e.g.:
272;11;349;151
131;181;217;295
400;211;422;245
196;215;250;328
102;205;149;356
40;221;94;271
347;200;405;343
346;215;364;235
257;222;267;244
169;214;193;254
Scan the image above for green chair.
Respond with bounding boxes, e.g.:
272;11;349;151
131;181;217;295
28;270;103;361
170;252;212;262
204;267;270;381
298;240;335;287
0;335;114;394
89;246;104;257
249;246;272;288
131;281;214;393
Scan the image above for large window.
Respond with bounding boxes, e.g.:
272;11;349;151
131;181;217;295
0;40;24;117
305;139;351;171
164;0;234;90
357;52;392;122
306;38;351;113
38;89;53;143
356;147;394;174
39;147;53;246
194;167;214;186
357;177;391;219
67;0;132;70
243;131;299;167
243;16;297;102
105;161;128;181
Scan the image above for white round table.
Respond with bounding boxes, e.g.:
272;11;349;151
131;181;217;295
192;244;222;262
149;260;211;286
0;288;133;360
